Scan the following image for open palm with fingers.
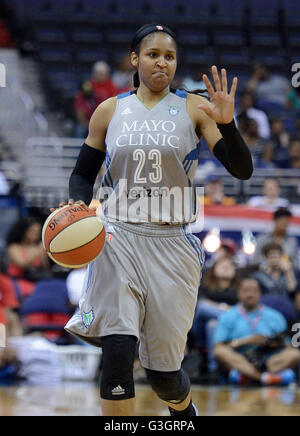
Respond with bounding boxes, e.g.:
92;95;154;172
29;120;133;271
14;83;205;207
198;65;238;124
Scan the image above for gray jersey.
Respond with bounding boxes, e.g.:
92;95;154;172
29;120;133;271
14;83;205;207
99;90;200;224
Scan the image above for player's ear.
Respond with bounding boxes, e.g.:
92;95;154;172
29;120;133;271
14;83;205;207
130;52;138;69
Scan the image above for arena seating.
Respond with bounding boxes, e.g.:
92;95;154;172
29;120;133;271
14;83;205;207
5;0;300;133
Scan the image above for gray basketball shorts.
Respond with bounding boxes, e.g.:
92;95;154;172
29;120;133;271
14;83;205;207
65;220;205;372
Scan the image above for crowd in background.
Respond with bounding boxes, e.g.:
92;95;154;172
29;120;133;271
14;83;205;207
188;206;300;385
73;59;300;173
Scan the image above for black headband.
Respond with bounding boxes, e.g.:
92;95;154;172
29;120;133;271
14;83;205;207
131;23;176;53
131;23;176;88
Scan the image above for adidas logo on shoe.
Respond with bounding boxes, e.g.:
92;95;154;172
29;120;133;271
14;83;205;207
112;385;125;395
121;107;132;115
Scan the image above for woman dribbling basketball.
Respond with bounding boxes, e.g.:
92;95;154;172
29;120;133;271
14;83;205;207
61;23;253;416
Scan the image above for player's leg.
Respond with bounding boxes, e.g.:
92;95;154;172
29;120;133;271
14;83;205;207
139;227;204;415
145;368;197;416
100;398;136;416
65;223;146;415
100;334;137;416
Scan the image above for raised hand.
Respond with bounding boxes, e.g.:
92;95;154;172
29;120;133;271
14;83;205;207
198;65;238;125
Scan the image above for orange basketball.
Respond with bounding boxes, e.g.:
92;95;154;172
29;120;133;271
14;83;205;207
42;204;106;268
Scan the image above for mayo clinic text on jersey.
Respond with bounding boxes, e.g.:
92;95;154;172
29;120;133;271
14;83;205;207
116;120;180;148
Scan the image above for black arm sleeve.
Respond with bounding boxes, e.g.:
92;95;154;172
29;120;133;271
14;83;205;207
213;120;253;180
69;143;106;205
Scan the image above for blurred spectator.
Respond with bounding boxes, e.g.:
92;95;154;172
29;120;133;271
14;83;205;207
254;208;299;270
270;118;290;149
0;269;34;311
74;61;117;138
21;279;73;344
0;273;18;313
205;238;238;269
0;273;22;335
287;138;300;169
294;291;300;320
252;243;297;298
0;153;9;195
248;178;289;210
246;63;290;106
236;91;271;139
112;54;135;94
0;169;9;195
6;217;49;281
287;86;300;116
197;257;239;312
241;118;274;168
182;67;209;98
202;175;235;206
90;61;117;104
261;294;298;327
191;257;238;372
214;278;300;385
0;272;23;370
74;80;98;138
270;118;291;168
214;239;237;261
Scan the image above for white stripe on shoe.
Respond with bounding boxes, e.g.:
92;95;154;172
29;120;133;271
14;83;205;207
192;403;199;416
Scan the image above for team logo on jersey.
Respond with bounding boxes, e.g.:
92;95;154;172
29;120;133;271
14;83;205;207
82;309;95;328
168;106;180;116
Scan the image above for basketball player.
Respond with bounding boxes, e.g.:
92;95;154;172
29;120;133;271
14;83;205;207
61;24;253;416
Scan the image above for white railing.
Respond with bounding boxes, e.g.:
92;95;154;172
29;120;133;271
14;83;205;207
23;137;84;208
0;77;49;159
23;135;300;209
195;166;300;201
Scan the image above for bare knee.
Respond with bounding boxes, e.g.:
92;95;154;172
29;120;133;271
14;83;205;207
284;348;300;367
267;348;300;372
214;344;232;362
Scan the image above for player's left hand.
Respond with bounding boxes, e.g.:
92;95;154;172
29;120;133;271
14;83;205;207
198;65;237;125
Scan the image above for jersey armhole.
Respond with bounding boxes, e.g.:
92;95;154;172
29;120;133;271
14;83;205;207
184;92;203;143
104;96;120;147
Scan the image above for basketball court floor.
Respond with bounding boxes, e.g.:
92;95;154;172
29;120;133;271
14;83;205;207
1;383;300;416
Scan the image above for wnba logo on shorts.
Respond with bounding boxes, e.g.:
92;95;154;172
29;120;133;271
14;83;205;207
0;324;6;348
0;63;6;88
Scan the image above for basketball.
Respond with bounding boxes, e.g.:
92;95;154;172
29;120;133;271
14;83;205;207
42;204;106;268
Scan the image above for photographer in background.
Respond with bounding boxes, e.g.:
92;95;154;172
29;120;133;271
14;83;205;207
214;278;300;386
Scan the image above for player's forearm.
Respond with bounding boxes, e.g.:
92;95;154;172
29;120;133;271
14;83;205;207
69;173;94;205
213;120;253;180
69;143;106;205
